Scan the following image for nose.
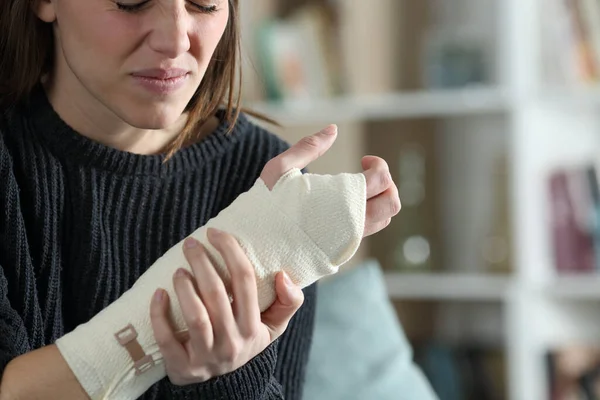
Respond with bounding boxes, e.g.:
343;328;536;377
148;6;191;58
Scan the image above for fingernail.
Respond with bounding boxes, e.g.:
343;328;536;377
320;125;337;136
209;228;223;238
176;268;188;278
154;289;164;302
283;272;294;287
184;237;198;249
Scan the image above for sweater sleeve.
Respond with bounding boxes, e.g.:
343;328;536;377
0;128;34;377
274;283;317;399
0;264;32;376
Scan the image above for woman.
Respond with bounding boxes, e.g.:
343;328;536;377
0;0;400;399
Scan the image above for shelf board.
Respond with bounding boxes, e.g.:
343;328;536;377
541;85;600;106
384;272;512;301
547;275;600;300
246;86;509;125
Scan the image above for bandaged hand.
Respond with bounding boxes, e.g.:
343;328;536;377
260;125;401;239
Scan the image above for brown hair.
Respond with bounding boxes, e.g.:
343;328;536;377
0;0;274;160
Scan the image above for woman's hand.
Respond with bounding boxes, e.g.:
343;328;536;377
149;228;304;386
260;124;401;238
360;155;401;237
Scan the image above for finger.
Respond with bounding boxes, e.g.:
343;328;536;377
260;125;338;190
261;271;304;341
172;267;213;351
183;237;236;341
361;156;392;199
207;228;260;338
365;185;402;224
150;288;189;368
364;218;392;238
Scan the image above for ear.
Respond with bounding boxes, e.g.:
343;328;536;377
33;0;57;23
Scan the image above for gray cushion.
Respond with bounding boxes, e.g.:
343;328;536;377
303;259;438;400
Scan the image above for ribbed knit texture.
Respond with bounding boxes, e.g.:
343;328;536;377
0;85;316;399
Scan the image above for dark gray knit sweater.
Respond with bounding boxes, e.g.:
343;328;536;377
0;85;316;399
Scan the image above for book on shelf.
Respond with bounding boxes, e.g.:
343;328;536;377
420;0;490;89
254;3;345;103
547;162;600;274
480;154;512;274
414;341;506;400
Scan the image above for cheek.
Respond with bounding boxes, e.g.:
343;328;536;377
58;10;136;76
192;13;230;66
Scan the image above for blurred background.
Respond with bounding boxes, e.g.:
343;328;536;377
238;0;600;399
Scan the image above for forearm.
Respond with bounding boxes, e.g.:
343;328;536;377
53;168;365;399
0;345;88;400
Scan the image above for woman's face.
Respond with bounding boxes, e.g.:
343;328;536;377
36;0;229;130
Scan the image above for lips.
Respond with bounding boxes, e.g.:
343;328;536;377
132;68;189;79
131;68;190;94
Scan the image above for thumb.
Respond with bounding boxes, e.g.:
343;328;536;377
261;124;337;190
261;271;305;340
361;155;382;171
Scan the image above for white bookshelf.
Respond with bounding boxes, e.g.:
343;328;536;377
384;272;512;301
506;0;600;397
546;275;600;300
541;85;600;106
241;0;600;399
384;271;600;302
248;87;509;124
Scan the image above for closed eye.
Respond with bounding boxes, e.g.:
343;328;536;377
115;0;150;12
115;1;219;14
